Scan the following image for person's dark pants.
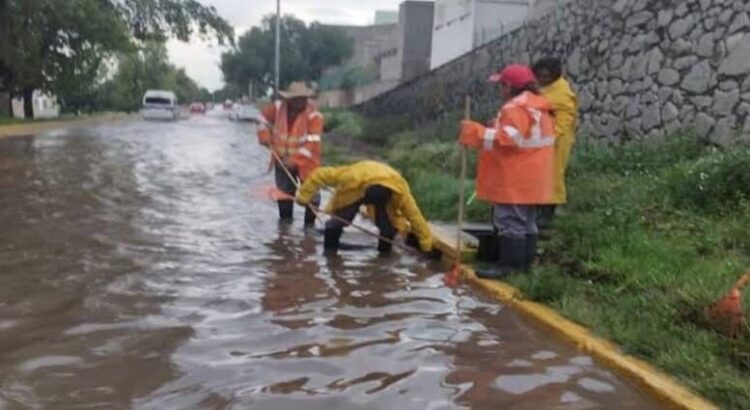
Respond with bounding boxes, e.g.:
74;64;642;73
274;164;319;224
324;201;396;254
492;204;539;273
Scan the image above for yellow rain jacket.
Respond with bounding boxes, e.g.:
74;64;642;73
297;161;434;252
541;77;579;204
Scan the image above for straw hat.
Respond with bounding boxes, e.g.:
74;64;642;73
279;81;316;99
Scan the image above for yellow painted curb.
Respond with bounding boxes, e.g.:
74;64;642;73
430;225;718;410
0;113;132;138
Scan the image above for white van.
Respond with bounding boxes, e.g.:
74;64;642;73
141;90;178;120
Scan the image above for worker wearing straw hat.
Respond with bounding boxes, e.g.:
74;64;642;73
257;81;324;225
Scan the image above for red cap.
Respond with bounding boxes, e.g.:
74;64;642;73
488;64;537;87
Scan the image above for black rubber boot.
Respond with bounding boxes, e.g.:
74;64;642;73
525;234;538;272
377;238;394;254
277;200;293;221
475;236;527;279
323;228;343;255
303;207;316;227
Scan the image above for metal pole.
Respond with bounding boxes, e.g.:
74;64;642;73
274;0;281;95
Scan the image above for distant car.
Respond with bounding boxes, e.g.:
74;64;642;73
223;100;234;110
229;104;261;122
189;102;206;114
141;90;178;121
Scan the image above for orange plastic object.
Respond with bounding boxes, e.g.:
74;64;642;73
707;273;749;338
443;264;461;287
267;187;295;201
247;183;276;200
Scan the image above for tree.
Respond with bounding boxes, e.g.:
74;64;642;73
212;83;244;103
99;42;208;111
0;0;233;118
220;15;353;97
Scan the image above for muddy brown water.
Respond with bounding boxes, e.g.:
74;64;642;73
0;114;663;409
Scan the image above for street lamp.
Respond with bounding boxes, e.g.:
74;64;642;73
275;0;281;96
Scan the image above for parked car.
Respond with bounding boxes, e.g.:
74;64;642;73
189;102;206;114
141;90;178;121
229;104;261;122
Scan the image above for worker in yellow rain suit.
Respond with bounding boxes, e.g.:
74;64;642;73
532;57;579;229
296;160;437;256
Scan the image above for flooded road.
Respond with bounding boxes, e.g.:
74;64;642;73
0;113;662;409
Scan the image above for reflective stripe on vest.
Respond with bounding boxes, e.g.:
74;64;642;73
298;147;313;158
502;125;554;148
482;128;496;151
500;106;554;149
301;134;321;143
274;134;302;157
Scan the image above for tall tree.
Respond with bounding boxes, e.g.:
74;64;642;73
0;0;12;116
0;0;232;118
100;42;207;112
220;15;353;97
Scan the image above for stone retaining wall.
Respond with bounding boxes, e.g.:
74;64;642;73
359;0;750;144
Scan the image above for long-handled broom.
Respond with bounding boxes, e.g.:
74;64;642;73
443;96;471;287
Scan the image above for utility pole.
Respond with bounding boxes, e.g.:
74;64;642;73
274;0;281;96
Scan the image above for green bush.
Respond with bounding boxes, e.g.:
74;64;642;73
570;133;707;177
324;110;365;137
668;147;750;212
361;114;412;145
403;169;491;222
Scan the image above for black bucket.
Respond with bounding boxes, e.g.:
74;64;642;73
464;229;499;262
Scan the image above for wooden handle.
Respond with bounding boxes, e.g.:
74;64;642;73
455;96;471;263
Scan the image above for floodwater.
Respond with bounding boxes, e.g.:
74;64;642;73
0;113;663;409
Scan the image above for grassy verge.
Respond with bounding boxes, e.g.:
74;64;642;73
323;109;750;409
323;109;490;221
0;113;89;127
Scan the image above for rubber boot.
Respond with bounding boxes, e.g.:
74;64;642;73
323;228;343;255
277;200;293;221
475;236;527;279
303;207;316;227
377;237;394;254
525;234;538;272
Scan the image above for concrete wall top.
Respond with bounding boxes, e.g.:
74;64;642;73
360;0;750;146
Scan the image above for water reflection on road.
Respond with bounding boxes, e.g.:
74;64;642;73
0;114;662;409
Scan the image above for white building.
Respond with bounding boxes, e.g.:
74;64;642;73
430;0;531;69
12;90;60;119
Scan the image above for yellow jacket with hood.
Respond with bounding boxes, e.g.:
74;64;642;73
297;161;434;251
541;76;579;204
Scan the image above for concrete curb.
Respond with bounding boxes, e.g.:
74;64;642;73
0;113;132;138
430;225;719;410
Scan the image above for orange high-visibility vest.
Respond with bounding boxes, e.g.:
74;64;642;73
460;91;556;204
257;100;324;179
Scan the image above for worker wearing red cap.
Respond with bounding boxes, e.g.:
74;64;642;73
458;64;556;278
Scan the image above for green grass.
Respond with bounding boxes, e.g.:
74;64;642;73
0;116;25;126
0;113;82;126
505;140;750;409
323;109;750;408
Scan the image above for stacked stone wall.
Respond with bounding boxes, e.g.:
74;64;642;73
359;0;750;144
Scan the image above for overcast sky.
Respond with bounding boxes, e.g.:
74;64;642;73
167;0;406;91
